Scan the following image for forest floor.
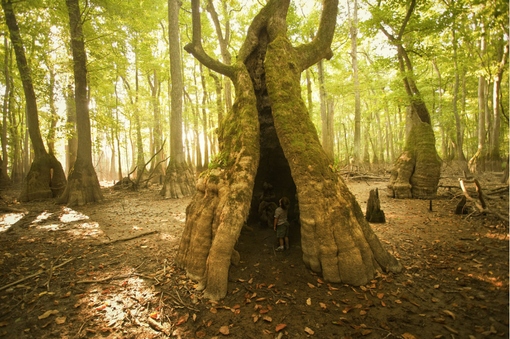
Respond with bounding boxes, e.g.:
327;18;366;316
0;171;508;339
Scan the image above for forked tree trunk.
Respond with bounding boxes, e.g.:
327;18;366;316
178;0;401;301
58;0;102;206
2;0;67;201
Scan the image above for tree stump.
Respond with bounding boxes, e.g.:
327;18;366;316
365;188;386;223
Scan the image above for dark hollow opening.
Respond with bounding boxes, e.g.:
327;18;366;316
243;27;298;227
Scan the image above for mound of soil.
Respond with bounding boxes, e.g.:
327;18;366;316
0;178;508;338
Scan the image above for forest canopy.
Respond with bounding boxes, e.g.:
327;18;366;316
0;0;507;186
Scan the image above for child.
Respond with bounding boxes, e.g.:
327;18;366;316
273;197;290;251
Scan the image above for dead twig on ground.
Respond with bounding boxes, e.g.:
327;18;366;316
94;230;159;246
0;257;74;292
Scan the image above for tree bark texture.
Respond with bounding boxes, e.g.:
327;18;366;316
2;0;66;201
178;0;401;301
59;0;103;206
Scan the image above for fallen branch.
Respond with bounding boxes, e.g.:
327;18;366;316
0;258;75;292
94;230;159;246
459;178;509;223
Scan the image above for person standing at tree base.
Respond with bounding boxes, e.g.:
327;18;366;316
274;197;290;251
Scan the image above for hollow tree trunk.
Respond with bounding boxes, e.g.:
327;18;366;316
178;0;401;301
58;0;102;206
2;0;66;201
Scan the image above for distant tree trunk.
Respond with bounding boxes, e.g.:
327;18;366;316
2;0;66;201
206;0;232;113
317;59;334;158
58;0;103;206
306;68;313;117
348;0;361;166
374;109;384;164
148;70;164;182
451;24;467;170
179;0;400;300
160;0;194;199
115;80;123;181
46;65;58;155
433;60;448;161
65;84;77;175
469;24;488;173
382;0;441;199
1;36;10;183
487;36;508;171
210;72;224;123
200;64;209;169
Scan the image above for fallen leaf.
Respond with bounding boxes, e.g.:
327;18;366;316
196;331;206;338
210;307;217;314
0;322;8;327
55;316;66;325
443;310;455;320
402;334;418;339
362;329;372;336
307;283;315;288
60;291;71;298
304;327;314;335
360;310;367;315
149;312;159;320
275;324;287;332
306;298;312;306
263;316;272;322
38;310;59;320
444;326;459;334
319;303;327;310
377;293;384;299
219;326;229;335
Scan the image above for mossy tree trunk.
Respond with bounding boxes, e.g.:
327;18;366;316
178;0;401;301
380;0;441;199
2;0;67;201
58;0;103;206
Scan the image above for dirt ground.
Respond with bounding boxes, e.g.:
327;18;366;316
0;173;508;339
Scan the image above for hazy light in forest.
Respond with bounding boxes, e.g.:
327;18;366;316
0;213;25;232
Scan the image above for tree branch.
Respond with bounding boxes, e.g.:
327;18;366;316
185;0;234;79
295;0;339;71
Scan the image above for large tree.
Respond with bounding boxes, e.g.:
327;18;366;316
57;0;103;206
376;0;441;199
1;0;67;201
160;0;195;199
177;0;401;301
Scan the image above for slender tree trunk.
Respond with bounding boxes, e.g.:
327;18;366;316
47;66;58;155
2;36;10;179
65;84;77;175
161;0;194;199
317;60;333;158
488;36;508;171
115;80;123;181
2;0;66;201
348;0;361;165
306;68;313;117
451;26;467;167
58;0;103;206
200;64;209;169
